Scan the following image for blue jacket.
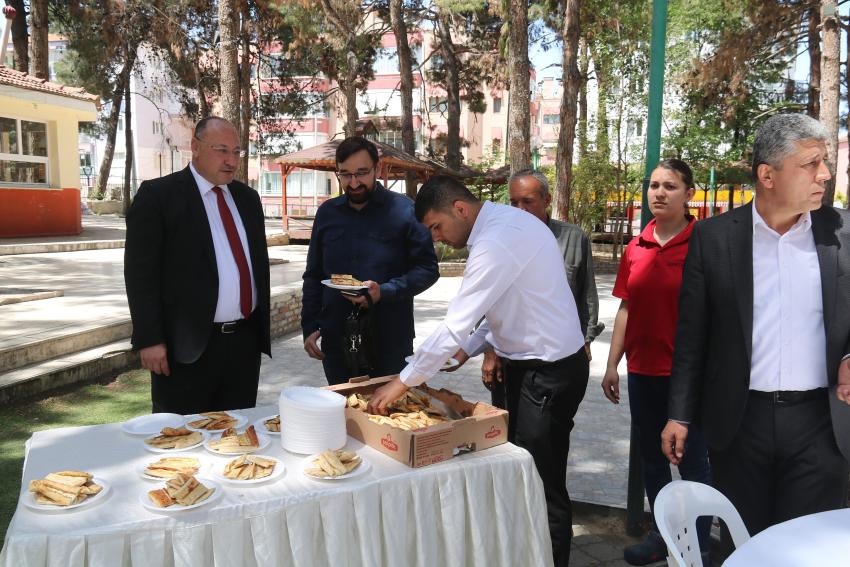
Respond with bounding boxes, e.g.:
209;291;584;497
301;183;439;366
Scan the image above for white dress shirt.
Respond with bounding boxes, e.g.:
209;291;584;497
750;201;827;391
190;162;258;322
399;201;585;387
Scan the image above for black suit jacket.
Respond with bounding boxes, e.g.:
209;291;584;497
124;166;271;364
669;202;850;459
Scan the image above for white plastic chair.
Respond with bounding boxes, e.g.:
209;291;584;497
654;480;750;567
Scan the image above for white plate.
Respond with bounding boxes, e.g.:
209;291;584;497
136;454;210;481
24;477;111;512
143;431;207;454
405;355;460;371
302;452;371;481
204;432;270;455
184;411;247;432
212;455;286;485
139;478;222;513
253;416;280;436
121;413;186;436
321;279;368;291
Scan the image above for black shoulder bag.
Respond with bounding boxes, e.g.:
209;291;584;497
341;291;377;376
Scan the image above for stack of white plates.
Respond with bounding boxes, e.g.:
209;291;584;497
279;387;347;454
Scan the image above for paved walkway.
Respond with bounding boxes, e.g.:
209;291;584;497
1;219;651;565
258;267;632;510
1;222;633;509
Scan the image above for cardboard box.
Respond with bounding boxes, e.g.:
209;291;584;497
327;375;509;468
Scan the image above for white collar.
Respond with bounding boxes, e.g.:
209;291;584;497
190;162;228;196
751;197;811;236
467;200;494;248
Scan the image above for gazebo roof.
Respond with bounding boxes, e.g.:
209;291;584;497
419;158;510;185
275;139;435;179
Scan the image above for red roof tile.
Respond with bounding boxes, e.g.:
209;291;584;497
0;66;99;106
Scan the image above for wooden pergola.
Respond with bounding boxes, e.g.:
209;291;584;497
274;139;436;230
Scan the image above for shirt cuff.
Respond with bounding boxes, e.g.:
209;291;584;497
463;333;489;359
379;282;397;302
399;363;429;387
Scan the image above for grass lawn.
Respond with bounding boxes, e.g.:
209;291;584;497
0;368;150;543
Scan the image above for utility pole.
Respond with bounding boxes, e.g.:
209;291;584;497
627;0;669;538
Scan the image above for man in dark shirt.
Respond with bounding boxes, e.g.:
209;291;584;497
301;137;439;384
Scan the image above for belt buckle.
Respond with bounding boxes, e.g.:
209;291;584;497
773;391;789;404
221;321;237;334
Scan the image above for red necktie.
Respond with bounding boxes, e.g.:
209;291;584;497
212;186;252;319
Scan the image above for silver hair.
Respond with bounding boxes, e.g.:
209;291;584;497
751;113;829;181
509;169;550;197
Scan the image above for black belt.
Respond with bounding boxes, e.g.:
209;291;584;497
505;348;584;370
213;317;251;334
749;388;827;405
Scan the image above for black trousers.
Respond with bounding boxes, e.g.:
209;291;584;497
504;348;590;567
710;390;849;536
151;317;262;414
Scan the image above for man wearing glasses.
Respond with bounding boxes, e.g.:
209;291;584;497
125;116;271;413
301;136;439;384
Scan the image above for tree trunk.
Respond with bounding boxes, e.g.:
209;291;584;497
437;12;462;170
123;80;134;215
238;4;251;183
29;0;48;79
390;0;418;197
339;73;359;138
819;0;839;206
193;57;210;118
807;7;821;118
507;0;531;173
593;48;610;159
218;0;240;130
554;0;581;221
846;17;850;209
97;47;137;200
577;37;589;160
6;0;28;73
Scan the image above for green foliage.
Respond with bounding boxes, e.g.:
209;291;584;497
569;153;615;233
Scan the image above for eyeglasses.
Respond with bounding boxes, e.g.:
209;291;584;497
194;136;246;158
335;167;375;183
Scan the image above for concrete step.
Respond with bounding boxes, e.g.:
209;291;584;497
0;339;140;405
0;319;133;373
0;240;126;256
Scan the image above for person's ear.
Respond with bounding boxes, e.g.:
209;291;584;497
757;163;774;189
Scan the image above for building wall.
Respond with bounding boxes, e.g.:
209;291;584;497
0;90;97;236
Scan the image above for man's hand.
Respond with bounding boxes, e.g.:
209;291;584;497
661;420;689;466
584;342;592;362
601;366;620;404
367;377;409;415
345;281;381;307
304;330;324;360
481;348;503;390
837;358;850;405
140;343;170;376
442;348;470;372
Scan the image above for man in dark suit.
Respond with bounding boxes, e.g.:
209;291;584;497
662;113;850;536
125;117;271;414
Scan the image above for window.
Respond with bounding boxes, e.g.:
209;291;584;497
153;121;162;135
543;114;559;125
493;97;502;113
117;118;124;132
0;117;49;185
429;96;448;113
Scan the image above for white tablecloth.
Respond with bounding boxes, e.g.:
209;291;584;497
1;405;553;567
723;508;850;566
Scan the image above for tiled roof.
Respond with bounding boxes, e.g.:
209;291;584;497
0;66;99;105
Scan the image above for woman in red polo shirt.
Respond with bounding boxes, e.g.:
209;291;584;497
602;159;712;566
